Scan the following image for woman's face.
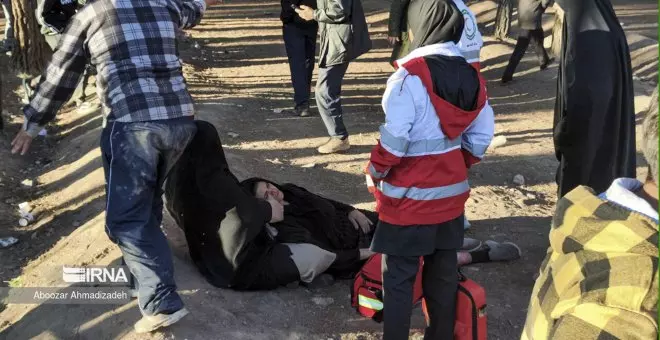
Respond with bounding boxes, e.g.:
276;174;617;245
254;181;284;203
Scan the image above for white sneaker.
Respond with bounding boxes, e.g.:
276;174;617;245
134;308;189;334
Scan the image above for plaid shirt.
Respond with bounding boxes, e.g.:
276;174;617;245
23;0;207;137
521;185;658;340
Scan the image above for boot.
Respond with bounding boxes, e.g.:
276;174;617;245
317;137;350;154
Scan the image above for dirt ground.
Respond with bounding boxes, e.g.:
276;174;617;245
0;1;657;339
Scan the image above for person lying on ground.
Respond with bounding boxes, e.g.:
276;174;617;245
165;121;354;290
521;88;659;340
240;177;378;278
240;178;521;270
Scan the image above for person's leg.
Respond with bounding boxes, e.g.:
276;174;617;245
100;121;195;319
382;254;419;340
315;62;349;139
501;30;532;82
422;249;458;340
530;28;551;68
283;24;311;112
301;27;317;116
74;65;101;113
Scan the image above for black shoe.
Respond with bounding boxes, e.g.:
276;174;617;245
540;57;555;71
501;75;513;84
296;105;312;117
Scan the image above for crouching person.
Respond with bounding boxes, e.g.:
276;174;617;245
521;88;659;339
165;121;341;290
366;0;494;338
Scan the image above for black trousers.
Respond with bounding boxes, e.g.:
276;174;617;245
283;24;317;109
502;28;550;80
382;250;458;340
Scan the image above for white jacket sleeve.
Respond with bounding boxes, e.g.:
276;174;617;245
462;100;495;162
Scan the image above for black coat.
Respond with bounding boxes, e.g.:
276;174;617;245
280;0;318;29
553;0;636;196
517;0;551;30
164;121;299;290
240;178;378;277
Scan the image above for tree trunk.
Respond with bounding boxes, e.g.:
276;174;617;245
10;0;48;77
0;69;3;131
494;0;513;40
550;4;564;58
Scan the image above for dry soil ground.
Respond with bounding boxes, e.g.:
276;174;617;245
0;1;657;339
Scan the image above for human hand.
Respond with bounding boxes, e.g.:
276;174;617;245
11;130;34;155
348;210;374;234
387;36;400;46
268;197;284;223
295;5;315;21
359;248;376;260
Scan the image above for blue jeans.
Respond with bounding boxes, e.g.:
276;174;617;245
283;24;317;109
100;118;196;316
316;62;349;138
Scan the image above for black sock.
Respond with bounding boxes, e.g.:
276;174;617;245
469;249;491;264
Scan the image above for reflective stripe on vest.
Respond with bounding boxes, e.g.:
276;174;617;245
358;295;384;311
378;180;470;200
380;125;462;157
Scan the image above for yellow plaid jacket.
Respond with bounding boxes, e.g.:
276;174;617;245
521;186;659;340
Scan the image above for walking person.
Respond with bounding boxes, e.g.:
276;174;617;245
11;0;215;333
281;0;318;117
294;0;372;154
500;0;553;83
553;0;635;197
366;0;494;338
34;0;98;113
387;0;411;67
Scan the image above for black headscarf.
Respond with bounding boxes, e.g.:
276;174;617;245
239;177;360;250
407;0;464;49
240;177;336;217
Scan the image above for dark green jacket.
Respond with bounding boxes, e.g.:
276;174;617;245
315;0;372;67
387;0;410;37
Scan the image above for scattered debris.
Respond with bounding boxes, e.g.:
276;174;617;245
18;202;32;214
227;132;240;138
20;179;34;188
18;214;34;227
273;108;284;114
311;296;334;307
193;42;201;49
201;102;244;108
31;232;38;240
0;237;19;248
490;135;508;149
512;174;525;186
38;129;47;137
525;193;537;200
265;158;283;165
301;163;316;168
